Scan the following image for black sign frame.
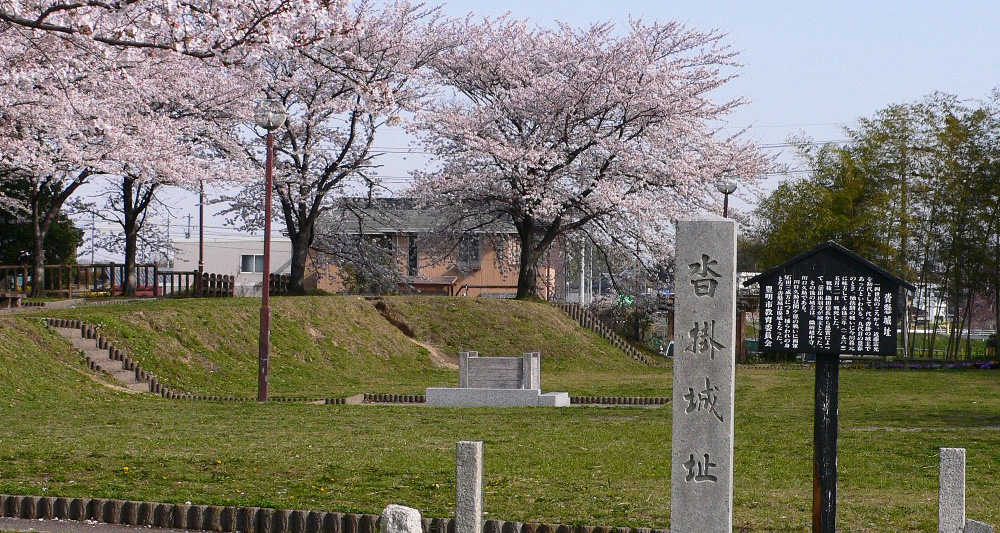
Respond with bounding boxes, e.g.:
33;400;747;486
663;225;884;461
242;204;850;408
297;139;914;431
743;241;915;357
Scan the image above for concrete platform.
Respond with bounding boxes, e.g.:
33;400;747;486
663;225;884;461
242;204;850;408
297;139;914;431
425;387;570;407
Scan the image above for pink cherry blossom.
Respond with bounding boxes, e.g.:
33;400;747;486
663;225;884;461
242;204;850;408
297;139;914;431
410;16;770;298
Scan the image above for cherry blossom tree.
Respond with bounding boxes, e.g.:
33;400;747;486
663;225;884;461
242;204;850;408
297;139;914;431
411;17;769;299
0;0;350;60
1;21;246;295
220;0;449;294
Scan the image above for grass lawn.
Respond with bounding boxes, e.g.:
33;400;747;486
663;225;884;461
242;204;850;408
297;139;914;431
1;298;999;532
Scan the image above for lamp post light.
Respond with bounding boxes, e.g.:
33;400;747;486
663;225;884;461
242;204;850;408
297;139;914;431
716;178;738;218
253;99;287;402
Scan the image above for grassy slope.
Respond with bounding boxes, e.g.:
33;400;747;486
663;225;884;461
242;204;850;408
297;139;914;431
35;296;662;397
1;299;999;531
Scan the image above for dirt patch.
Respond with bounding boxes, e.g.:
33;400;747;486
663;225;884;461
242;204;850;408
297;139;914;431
412;338;458;369
372;299;416;337
370;298;456;369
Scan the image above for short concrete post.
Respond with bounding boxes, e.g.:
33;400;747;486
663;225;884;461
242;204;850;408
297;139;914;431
380;505;422;533
456;441;484;533
939;447;965;533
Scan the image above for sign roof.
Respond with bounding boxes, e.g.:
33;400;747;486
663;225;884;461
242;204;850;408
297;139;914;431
742;241;915;291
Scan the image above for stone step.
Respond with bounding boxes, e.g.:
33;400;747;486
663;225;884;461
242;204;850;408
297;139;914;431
128;381;151;392
52;326;146;388
85;349;115;362
111;369;138;384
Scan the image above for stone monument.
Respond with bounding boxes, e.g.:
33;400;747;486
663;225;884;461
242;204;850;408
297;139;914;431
671;215;736;533
426;351;569;407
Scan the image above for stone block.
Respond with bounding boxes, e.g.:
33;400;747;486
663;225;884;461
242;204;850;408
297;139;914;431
120;500;138;525
538;393;571;407
501;521;522;533
380;505;422;533
427;388;568;407
173;503;191;529
966;519;995;533
289;509;308;533
939;447;965;533
238;506;261;533
343;512;362;533
272;509;292;533
102;498;124;523
53;497;70;519
136;501;154;526
325;511;344;533
484;519;502;533
153;503;172;528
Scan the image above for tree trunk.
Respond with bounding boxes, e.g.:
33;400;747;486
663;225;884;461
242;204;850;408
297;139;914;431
515;228;539;299
27;174;87;297
30;217;46;298
117;176;158;297
121;217;139;296
287;228;312;295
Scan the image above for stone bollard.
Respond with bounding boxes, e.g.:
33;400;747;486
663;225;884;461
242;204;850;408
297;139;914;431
939;447;965;533
456;441;484;533
381;505;422;533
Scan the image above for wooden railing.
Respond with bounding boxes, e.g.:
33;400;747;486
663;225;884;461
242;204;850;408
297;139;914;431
269;273;290;296
0;264;236;299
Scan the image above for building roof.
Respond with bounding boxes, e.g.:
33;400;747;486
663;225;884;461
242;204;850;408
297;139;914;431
319;198;516;235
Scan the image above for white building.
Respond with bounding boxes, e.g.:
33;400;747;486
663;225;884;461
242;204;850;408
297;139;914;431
173;237;293;296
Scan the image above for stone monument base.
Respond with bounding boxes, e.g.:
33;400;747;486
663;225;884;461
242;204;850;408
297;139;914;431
426;387;570;407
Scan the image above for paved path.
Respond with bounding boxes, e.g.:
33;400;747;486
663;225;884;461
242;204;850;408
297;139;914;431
0;517;191;533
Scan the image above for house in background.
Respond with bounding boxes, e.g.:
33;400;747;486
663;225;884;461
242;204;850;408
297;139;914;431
311;202;563;299
173;237;297;296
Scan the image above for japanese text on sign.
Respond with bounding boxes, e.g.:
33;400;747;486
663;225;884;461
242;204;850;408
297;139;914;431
760;274;895;354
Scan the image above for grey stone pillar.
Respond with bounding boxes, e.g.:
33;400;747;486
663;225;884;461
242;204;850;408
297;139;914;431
456;441;484;533
459;352;470;388
671;215;736;533
522;352;540;390
939;447;966;533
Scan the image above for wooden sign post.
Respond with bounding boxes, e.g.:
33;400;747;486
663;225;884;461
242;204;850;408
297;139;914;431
744;242;913;533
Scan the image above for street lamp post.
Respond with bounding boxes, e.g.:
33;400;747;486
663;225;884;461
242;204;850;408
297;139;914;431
716;178;738;218
253;99;287;402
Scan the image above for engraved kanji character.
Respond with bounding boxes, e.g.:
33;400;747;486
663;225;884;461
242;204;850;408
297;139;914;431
682;377;724;422
685;321;725;359
689;254;722;297
683;453;718;483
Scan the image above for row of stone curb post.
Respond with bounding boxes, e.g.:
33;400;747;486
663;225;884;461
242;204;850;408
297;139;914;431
556;304;653;366
0;494;669;533
45;318;669;408
363;393;427;404
43;318;351;405
358;393;670;407
569;396;670;406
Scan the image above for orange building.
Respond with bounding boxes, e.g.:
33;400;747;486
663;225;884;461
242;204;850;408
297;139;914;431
310;203;564;299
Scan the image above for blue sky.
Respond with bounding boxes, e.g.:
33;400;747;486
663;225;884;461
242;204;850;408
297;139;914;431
430;1;1000;172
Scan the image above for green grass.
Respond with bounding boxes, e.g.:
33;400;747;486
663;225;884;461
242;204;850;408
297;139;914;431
2;298;1000;532
32;296;658;397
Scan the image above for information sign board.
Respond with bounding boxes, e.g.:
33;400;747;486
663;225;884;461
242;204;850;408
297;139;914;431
744;242;915;356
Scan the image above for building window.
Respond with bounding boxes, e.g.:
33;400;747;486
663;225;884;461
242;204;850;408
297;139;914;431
408;234;419;276
458;235;481;270
240;254;264;274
